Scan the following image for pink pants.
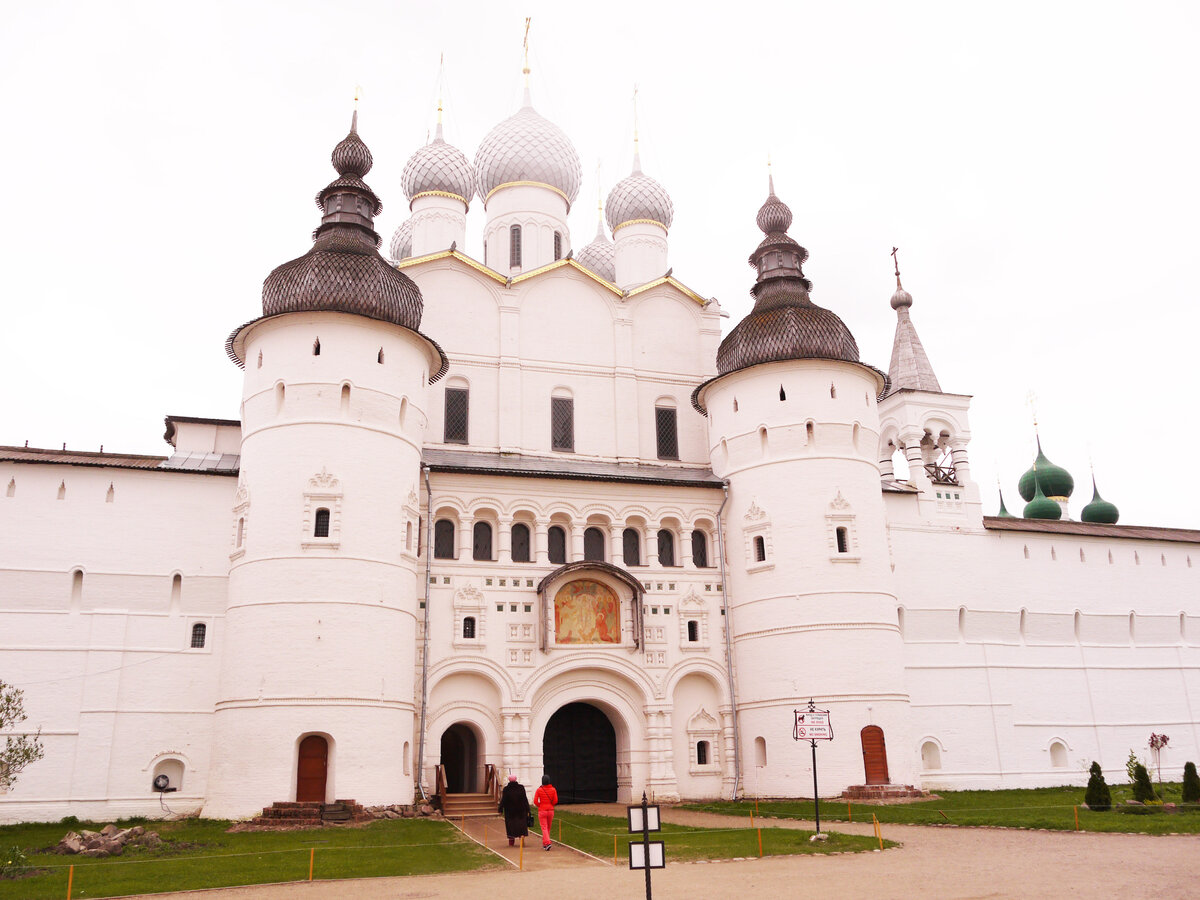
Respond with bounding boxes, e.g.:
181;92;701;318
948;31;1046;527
538;807;554;845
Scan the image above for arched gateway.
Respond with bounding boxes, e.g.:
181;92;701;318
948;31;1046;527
543;702;617;803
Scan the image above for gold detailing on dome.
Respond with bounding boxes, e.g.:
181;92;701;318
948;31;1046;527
612;217;668;233
409;189;470;207
484;180;570;207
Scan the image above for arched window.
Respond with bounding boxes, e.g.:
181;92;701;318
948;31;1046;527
754;535;766;562
1050;741;1068;768
548;526;567;565
190;623;207;649
511;523;531;563
444;387;469;443
551;395;574;452
687;620;699;642
472;522;493;561
377;348;384;364
835;527;848;554
434;519;456;559
553;231;562;260
623;528;641;566
696;741;709;766
754;736;767;767
509;224;522;268
405;521;412;552
584;527;605;561
313;337;321;355
462;616;476;639
921;741;941;770
655;406;679;460
691;530;708;567
657;530;676;567
236;517;245;547
314;508;331;537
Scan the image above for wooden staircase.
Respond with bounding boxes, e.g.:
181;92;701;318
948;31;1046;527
441;792;499;819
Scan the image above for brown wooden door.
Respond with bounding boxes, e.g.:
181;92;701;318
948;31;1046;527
861;726;889;785
296;735;328;802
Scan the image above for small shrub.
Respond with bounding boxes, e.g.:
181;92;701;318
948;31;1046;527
0;845;28;879
1183;762;1200;804
59;815;80;826
1085;761;1112;811
1132;763;1157;803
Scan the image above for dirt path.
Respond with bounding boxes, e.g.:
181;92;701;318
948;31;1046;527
137;808;1197;900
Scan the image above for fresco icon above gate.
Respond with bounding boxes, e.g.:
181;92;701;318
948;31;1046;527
554;579;620;643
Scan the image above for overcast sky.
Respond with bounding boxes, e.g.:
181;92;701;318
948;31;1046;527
2;1;1197;527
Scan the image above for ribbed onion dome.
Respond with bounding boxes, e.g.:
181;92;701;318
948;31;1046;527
389;217;413;263
260;111;424;331
1018;437;1075;501
474;89;582;208
890;282;914;309
401;121;475;207
605;150;674;231
575;213;616;281
1023;471;1063;520
715;176;862;375
1080;476;1120;524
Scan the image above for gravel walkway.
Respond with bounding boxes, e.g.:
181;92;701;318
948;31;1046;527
134;807;1197;900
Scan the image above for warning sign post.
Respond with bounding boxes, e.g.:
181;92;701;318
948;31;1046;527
793;699;833;833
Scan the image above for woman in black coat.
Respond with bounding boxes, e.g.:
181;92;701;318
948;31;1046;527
498;775;530;845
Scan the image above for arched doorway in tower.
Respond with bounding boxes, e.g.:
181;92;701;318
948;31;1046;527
296;735;328;802
543;702;617;803
860;726;890;785
439;723;480;793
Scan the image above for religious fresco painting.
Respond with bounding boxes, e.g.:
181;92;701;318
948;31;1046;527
554;579;620;644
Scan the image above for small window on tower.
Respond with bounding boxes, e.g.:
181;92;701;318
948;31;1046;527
191;622;207;649
836;527;848;554
655;407;679;460
444;387;469;444
314;508;331;538
754;535;766;562
554;231;562;261
313;338;321;356
510;224;522;268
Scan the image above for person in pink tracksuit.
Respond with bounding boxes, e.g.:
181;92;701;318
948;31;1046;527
533;775;558;849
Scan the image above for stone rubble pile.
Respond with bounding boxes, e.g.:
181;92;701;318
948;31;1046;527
366;803;437;818
57;824;163;858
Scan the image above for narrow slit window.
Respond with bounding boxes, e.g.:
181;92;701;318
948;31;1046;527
190;622;207;649
444;387;469;444
779;386;786;401
584;527;605;561
377;348;385;364
434;519;456;559
509;224;522;268
553;231;562;261
405;521;413;552
551;396;574;452
836;527;848;554
691;530;708;567
657;530;676;567
623;528;641;566
754;535;766;562
257;350;263;369
236;517;245;547
314;508;331;537
655;407;679;460
313;337;321;356
511;523;531;563
548;526;567;564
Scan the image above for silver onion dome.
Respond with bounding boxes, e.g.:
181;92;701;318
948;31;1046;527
401;122;475;207
389;217;413;262
606;153;674;231
474;91;582;207
575;217;616;281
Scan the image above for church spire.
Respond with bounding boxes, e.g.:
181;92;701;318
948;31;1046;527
886;248;942;393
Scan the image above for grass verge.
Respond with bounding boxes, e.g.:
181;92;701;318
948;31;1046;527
681;783;1200;835
0;816;496;900
537;809;892;862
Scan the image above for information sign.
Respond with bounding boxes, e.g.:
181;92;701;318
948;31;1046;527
629;840;666;870
627;804;661;833
793;709;833;741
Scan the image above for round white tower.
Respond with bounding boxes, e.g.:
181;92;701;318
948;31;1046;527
694;178;913;798
206;112;445;819
606;144;673;289
474;79;581;274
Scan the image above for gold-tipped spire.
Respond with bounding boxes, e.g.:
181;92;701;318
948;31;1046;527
522;17;532;81
437;53;445;127
351;85;362;132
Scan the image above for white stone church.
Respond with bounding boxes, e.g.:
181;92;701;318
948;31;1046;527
3;74;1199;824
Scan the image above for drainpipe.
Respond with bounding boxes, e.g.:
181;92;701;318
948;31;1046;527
715;482;742;800
415;465;434;801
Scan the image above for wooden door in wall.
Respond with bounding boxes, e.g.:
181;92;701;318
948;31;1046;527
296;735;328;802
860;726;889;785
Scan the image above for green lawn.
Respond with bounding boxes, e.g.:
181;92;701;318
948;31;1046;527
538;809;892;862
0;816;496;900
681;783;1200;835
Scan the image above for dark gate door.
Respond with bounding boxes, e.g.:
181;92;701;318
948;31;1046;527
861;726;890;785
543;702;617;803
296;735;328;802
440;724;477;793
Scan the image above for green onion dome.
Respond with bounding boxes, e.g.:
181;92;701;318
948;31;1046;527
1023;471;1063;520
1018;437;1074;502
1080;476;1120;524
997;489;1016;518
